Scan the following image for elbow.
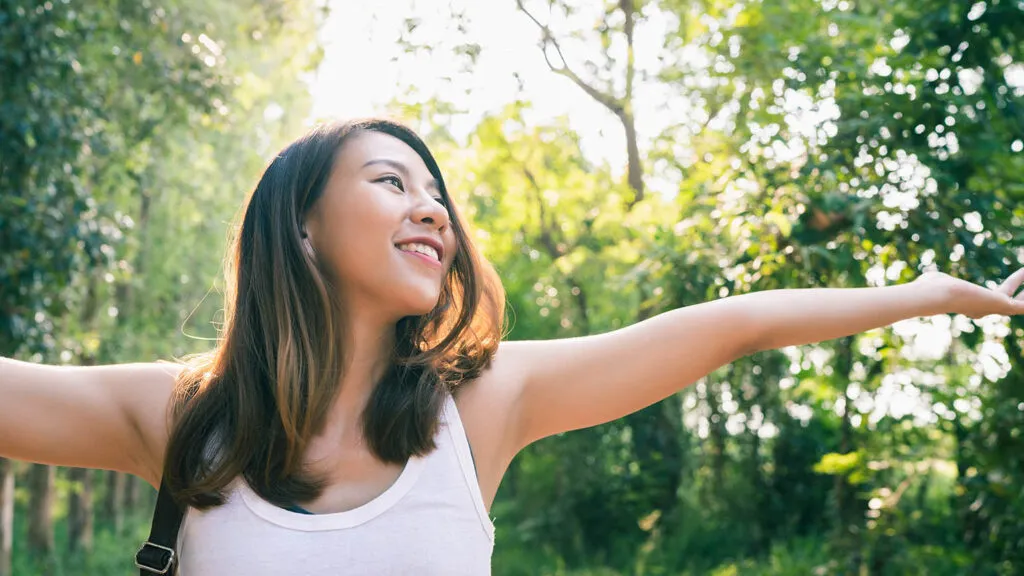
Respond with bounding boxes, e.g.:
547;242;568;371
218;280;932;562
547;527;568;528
732;295;766;357
737;334;763;359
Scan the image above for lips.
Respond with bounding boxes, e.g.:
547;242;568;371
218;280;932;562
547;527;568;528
399;249;443;270
394;236;444;262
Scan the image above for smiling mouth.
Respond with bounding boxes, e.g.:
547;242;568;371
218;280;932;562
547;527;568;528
396;243;442;267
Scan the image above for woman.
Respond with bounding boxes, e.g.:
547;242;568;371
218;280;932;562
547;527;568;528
2;118;1022;575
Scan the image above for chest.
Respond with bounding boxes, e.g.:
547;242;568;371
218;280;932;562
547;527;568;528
299;444;406;514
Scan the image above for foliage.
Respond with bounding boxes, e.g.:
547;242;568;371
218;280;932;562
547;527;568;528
1;0;321;573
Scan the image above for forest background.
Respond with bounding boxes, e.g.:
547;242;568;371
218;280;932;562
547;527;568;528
2;0;1023;574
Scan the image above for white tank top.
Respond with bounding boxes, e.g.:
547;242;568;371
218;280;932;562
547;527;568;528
174;394;495;575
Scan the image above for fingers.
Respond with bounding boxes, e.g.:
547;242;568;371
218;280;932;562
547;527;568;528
1009;279;1024;315
1012;296;1024;316
999;267;1024;298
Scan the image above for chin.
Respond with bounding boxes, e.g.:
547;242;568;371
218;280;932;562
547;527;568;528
394;290;443;318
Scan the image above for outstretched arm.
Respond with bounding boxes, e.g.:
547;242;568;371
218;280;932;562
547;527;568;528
0;358;180;487
500;269;1024;451
742;270;1024;351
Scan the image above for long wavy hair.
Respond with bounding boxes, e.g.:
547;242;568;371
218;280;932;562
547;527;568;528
163;119;505;510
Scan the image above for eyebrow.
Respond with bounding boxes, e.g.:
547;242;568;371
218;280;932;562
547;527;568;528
362;158;440;192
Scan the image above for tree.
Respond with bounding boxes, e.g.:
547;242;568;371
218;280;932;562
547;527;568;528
1;0;322;570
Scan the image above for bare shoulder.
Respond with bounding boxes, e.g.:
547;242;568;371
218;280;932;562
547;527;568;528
451;342;529;508
0;358;182;491
453;342;529;425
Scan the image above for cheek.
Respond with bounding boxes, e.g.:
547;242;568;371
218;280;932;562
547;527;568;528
317;197;395;274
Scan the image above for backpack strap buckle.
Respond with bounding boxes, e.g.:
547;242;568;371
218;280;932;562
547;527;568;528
135;540;176;574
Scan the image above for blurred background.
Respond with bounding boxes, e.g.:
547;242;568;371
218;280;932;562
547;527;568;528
2;0;1023;574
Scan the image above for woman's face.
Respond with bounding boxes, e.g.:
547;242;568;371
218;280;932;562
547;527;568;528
303;131;457;321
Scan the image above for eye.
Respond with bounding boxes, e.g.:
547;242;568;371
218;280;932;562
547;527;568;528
376;174;404;190
432;196;448;207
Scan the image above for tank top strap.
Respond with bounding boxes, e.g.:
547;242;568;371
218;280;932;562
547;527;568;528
441;394;495;541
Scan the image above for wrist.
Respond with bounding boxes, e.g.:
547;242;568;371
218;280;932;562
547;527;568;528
907;273;957;317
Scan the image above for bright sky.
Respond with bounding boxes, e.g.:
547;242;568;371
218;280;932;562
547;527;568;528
308;0;673;180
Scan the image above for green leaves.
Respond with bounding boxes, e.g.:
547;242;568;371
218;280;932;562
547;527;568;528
814;450;869;484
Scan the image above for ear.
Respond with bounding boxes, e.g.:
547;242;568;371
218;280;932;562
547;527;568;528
301;225;315;257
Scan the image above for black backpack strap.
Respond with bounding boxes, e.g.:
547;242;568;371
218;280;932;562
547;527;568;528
135;477;184;575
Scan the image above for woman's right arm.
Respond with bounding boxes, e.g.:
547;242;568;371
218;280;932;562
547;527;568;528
0;357;181;489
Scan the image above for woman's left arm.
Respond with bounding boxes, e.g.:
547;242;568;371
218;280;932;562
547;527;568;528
500;269;1024;451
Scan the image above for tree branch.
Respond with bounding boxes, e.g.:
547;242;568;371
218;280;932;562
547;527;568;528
517;0;644;205
621;0;635;102
516;0;624;115
512;150;590;332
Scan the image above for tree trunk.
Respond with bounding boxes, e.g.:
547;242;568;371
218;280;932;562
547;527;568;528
67;468;94;553
952;415;977;546
68;309;99;553
27;464;55;556
748;407;766;554
617;0;642;205
0;459;13;576
706;375;727;491
125;473;140;511
833;337;859;571
103;470;126;535
624;398;683;520
619;108;644;206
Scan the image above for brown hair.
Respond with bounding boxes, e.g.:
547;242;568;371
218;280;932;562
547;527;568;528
163;119;505;510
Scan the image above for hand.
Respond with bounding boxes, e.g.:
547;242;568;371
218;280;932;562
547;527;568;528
915;268;1024;319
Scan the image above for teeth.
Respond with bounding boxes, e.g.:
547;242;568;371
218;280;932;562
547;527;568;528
397;242;439;261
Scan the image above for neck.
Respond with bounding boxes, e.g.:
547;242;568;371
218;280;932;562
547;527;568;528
322;308;396;443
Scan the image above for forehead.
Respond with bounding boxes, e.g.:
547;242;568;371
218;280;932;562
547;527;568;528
334;131;433;179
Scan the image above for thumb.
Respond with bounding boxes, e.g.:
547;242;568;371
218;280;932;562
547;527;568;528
999;267;1024;297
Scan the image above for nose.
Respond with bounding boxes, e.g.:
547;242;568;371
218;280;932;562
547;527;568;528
411;190;450;232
